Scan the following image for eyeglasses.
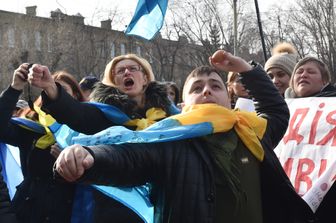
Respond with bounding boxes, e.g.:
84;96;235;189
115;65;142;76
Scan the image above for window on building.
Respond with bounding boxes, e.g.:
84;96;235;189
21;32;28;49
168;55;173;64
120;43;125;55
8;28;15;48
136;45;141;56
47;33;52;52
101;43;105;57
148;49;153;63
97;41;105;58
0;29;2;47
35;31;41;51
110;42;115;58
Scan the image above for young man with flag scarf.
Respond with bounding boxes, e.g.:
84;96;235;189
54;51;315;223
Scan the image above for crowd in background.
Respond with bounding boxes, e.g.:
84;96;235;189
0;41;335;223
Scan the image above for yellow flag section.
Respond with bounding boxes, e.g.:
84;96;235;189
33;105;56;149
173;104;267;161
275;97;336;212
126;108;167;130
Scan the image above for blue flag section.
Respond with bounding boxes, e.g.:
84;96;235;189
125;0;168;40
93;184;153;223
0;143;23;199
9;102;265;223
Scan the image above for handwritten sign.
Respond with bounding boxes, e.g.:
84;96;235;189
275;97;336;212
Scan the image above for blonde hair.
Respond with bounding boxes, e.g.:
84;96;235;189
102;54;155;86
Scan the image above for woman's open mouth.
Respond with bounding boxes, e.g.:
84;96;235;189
123;78;134;88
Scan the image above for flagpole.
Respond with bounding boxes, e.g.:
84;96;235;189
254;0;267;62
233;0;238;56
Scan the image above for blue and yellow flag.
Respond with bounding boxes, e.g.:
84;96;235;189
55;103;267;223
125;0;169;40
10;102;266;223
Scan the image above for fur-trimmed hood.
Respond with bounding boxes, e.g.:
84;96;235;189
90;81;172;118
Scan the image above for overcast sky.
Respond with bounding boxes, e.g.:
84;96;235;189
1;0;291;28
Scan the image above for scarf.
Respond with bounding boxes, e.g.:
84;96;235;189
170;104;267;161
11;102;267;223
10;105;60;149
125;107;167;130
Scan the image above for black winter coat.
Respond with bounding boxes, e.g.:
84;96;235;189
0;163;17;223
75;66;316;223
0;86;75;223
41;81;174;134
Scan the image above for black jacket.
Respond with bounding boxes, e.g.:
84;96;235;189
314;84;336;223
0;86;75;223
42;81;173;223
41;81;173;134
0;163;17;223
74;66;316;223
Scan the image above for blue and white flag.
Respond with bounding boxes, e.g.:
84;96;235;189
125;0;168;40
0;143;23;199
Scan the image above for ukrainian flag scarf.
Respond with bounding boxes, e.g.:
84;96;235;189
62;103;267;223
10;105;62;149
11;102;267;223
73;103;267;161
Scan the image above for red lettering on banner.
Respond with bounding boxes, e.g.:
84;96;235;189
283;108;309;144
318;159;327;177
309;103;325;144
317;110;336;146
284;158;330;194
295;158;314;195
283;158;294;177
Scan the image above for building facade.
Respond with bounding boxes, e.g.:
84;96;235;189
0;6;205;99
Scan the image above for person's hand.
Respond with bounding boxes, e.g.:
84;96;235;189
209;50;252;73
28;64;58;99
50;143;62;159
55;144;94;182
11;63;30;91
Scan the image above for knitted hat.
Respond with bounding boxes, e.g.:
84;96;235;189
264;42;298;76
102;54;155;86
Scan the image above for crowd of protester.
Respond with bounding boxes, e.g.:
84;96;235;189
0;41;335;223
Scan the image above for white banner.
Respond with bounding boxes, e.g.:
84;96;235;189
275;97;336;212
